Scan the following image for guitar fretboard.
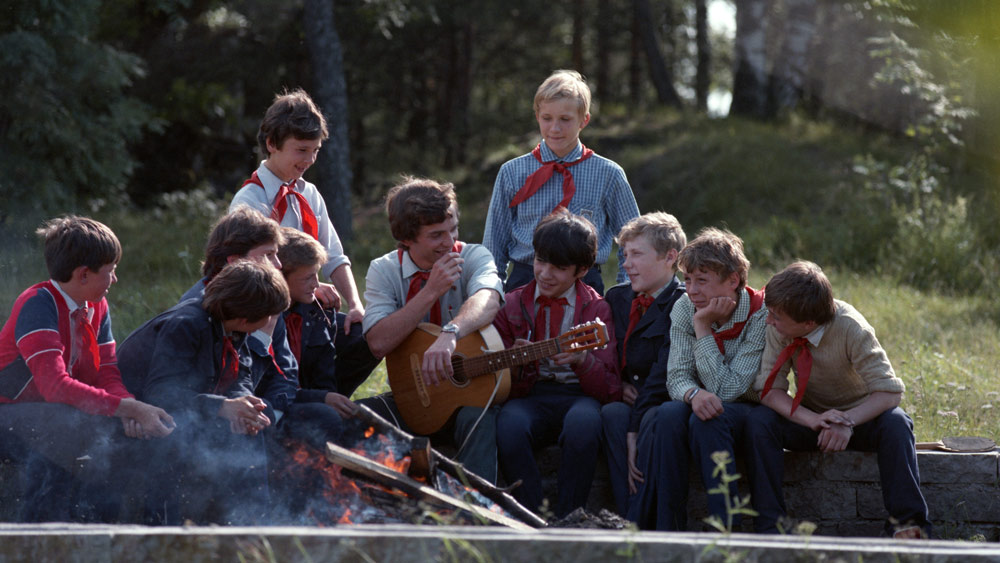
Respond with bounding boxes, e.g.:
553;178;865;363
453;338;562;380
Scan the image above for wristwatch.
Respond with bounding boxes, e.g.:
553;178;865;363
441;322;460;335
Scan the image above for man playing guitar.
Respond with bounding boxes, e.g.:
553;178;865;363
360;177;504;483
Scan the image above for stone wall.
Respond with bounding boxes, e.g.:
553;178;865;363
539;447;1000;539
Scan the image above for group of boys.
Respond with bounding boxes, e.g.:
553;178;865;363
0;71;930;538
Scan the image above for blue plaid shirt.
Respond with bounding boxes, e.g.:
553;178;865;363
483;140;640;284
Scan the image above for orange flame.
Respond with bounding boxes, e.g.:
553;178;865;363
364;426;375;438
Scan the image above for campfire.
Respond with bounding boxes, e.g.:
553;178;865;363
276;405;544;529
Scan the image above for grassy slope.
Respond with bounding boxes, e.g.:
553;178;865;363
0;113;996;442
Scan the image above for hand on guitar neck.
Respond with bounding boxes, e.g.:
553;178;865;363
512;338;588;367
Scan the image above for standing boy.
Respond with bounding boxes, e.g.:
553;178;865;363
231;88;375;390
483;70;639;295
361;177;504;483
746;261;931;538
493;210;621;517
629;227;767;531
118;261;288;524
0;216;174;521
600;212;687;516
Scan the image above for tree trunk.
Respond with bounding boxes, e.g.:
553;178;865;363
572;0;585;73
633;0;683;108
302;0;353;245
731;0;769;118
441;20;473;167
695;0;710;112
629;4;643;109
596;0;612;103
768;0;817;116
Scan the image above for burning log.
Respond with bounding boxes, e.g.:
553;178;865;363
325;442;533;530
351;404;547;528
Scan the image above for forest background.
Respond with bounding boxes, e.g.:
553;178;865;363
1;0;998;444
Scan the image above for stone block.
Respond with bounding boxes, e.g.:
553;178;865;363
783;484;857;519
816;451;880;481
781;450;822;481
917;451;998;484
922;484;1000;523
857;486;889;520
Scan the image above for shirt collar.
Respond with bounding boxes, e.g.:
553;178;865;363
256;162;296;197
399;250;424;280
50;280;85;313
539;140;584;163
804;323;826;347
648;276;678;300
533;283;577;305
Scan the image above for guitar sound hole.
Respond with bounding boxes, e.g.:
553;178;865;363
451;355;468;385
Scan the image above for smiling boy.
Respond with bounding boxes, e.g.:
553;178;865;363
360;177;504;482
600;212;687;516
484;70;639;295
745;261;931;538
493;210;621;517
628;227;767;531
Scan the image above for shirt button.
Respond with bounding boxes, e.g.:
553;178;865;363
633;375;639;381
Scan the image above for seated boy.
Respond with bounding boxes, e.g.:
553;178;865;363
361;177;504;483
600;212;687;516
231;88;377;391
628;227;767;531
0;216;174;521
746;261;931;538
276;226;347;394
483;69;640;295
494;210;621;517
118;261;288;524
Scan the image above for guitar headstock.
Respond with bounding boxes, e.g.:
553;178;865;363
557;319;609;352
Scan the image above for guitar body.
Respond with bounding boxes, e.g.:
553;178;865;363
386;323;512;435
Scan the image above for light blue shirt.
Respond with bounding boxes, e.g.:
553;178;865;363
483;140;640;284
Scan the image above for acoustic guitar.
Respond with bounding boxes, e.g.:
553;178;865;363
386;320;609;435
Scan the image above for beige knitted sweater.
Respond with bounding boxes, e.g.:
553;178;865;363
753;300;905;412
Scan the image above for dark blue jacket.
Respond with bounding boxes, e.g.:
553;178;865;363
605;276;686;432
283;301;339;393
179;279;325;409
117;298;257;423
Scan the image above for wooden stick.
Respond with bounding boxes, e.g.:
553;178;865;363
352;404;546;527
325;442;532;530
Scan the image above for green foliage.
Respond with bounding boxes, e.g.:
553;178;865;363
0;0;157;217
703;451;756;535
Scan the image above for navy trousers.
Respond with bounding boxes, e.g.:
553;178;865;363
627;400;754;530
496;381;602;517
745;405;932;536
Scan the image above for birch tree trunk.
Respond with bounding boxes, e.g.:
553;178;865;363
768;0;817;116
731;0;769;117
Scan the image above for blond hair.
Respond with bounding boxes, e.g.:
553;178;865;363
534;70;591;118
617;212;687;267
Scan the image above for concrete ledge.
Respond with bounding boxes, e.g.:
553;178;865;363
0;524;998;562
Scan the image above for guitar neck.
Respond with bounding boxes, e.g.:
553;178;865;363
457;337;562;379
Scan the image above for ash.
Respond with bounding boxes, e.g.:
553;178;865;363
550;508;633;530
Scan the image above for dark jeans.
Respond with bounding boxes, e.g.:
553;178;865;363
506;261;605;296
627;400;754;531
0;402;143;522
496;381;602;517
745;405;932;536
333;311;381;398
